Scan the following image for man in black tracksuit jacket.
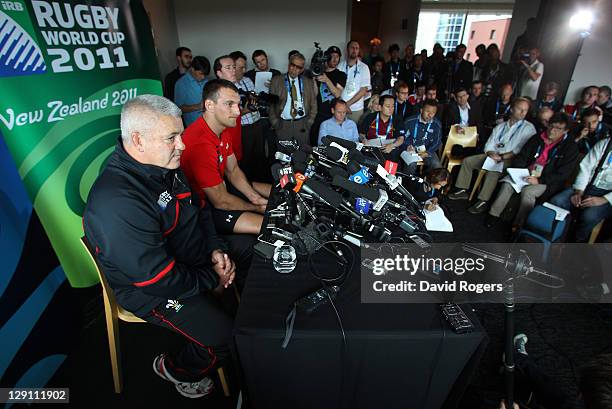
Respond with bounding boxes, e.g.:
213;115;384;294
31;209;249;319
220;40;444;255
84;95;241;397
486;113;579;229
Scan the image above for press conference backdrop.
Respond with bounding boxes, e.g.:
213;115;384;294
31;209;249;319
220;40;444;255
0;0;163;287
0;135;74;400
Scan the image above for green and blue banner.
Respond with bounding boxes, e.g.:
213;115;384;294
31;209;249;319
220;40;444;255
0;0;162;287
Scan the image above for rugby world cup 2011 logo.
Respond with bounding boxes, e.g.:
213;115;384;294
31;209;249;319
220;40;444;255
0;9;46;77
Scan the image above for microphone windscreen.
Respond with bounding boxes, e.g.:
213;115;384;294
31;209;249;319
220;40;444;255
346;160;361;175
299;144;313;154
321;135;357;150
331;175;379;202
348;149;380;169
304;179;343;207
327;166;349;179
325;145;344;162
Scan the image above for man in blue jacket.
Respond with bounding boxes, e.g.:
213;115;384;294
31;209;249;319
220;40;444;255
402;99;443;175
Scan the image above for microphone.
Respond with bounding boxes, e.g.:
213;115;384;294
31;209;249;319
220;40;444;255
348;149;381;170
274;151;292;163
325;143;350;165
327;165;349;179
374;164;423;210
321;135;363;151
347;160;371;184
300;179;366;223
300;179;343;208
332;175;403;211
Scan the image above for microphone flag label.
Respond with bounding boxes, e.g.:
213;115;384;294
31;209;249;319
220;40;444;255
384;160;398;175
355;198;371;215
349;166;371;185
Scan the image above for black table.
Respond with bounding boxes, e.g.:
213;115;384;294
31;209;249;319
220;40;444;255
234;243;487;409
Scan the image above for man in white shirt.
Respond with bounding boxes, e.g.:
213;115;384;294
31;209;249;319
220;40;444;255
318;99;359;145
550;138;612;242
519;47;544;100
449;98;536;214
339;40;371;123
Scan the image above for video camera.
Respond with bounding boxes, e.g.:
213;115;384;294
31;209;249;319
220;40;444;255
310;42;329;77
238;89;279;112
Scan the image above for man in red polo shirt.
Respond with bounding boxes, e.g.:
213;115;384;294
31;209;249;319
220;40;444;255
181;79;271;235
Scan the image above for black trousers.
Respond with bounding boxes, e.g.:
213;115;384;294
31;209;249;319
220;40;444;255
144;293;232;382
240;121;269;182
143;234;254;382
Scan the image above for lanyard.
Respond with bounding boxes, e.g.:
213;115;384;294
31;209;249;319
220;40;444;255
390;61;400;76
344;62;360;79
499;120;525;145
284;74;303;97
429;187;436;197
413;120;432;145
534;133;567;163
496;100;510;117
395;101;407;118
375;113;393;138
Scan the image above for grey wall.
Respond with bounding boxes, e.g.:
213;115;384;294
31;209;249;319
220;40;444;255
565;2;612;103
502;0;540;61
173;0;350;76
142;0;180;78
378;0;420;49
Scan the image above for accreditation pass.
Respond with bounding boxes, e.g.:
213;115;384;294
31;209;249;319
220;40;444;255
0;388;69;403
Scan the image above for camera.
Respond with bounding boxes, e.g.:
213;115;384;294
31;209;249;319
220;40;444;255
310;42;329;77
238;89;279;112
520;52;530;63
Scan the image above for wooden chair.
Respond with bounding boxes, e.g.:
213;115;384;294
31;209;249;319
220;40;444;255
588;220;605;244
79;237;230;396
440;125;479;174
469;169;488;201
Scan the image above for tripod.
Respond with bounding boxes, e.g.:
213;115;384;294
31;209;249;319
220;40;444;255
462;245;565;408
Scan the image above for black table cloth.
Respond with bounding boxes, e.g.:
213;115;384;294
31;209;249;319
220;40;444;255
234;242;487;409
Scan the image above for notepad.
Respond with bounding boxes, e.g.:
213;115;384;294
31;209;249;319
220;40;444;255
255;71;273;93
503;168;530;193
543;202;570;221
425;205;453;232
482;157;504;172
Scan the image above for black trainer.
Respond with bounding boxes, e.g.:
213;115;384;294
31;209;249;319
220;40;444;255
448;189;469;200
468;200;489;214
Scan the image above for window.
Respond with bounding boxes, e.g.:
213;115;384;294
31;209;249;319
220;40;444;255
471;30;475;39
490;29;496;39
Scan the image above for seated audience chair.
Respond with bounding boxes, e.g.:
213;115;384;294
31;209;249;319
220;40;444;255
589;220;605;244
469;169;488;201
515;205;569;261
440;125;478;174
79;237;230;396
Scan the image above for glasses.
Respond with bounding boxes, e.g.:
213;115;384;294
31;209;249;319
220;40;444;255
290;62;304;70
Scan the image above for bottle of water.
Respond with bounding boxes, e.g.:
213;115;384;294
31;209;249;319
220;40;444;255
273;244;297;273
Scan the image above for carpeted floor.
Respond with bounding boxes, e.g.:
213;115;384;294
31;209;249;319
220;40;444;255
46;196;612;409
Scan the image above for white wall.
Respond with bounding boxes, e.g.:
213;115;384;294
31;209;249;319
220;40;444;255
501;0;540;61
565;4;612;104
142;0;180;78
173;0;349;76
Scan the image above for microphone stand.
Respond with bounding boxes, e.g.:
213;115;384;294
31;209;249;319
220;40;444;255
461;245;565;409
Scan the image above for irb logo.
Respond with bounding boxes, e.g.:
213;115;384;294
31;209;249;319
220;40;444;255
1;1;23;11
